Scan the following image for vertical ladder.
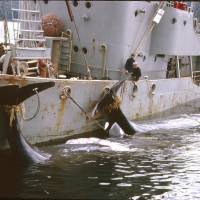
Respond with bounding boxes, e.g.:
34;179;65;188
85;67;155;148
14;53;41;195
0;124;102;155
3;17;10;46
11;0;50;60
59;31;72;73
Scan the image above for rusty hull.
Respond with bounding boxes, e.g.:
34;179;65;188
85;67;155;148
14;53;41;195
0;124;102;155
0;74;200;147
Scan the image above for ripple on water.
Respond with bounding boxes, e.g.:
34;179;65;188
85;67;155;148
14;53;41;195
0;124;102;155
88;177;98;179
114;164;131;169
99;182;111;186
124;174;146;178
116;183;132;187
115;169;134;174
110;177;124;181
5;101;200;200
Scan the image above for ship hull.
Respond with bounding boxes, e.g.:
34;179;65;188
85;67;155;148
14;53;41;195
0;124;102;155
0;74;200;149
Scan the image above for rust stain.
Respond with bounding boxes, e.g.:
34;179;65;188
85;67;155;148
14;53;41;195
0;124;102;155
50;103;55;110
55;99;66;130
2;75;28;86
135;113;140;119
87;100;98;110
43;106;48;112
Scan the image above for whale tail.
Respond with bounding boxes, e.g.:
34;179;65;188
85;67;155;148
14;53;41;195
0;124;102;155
92;80;136;136
0;81;55;164
91;80;125;117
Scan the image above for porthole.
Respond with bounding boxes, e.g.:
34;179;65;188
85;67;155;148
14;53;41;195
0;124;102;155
73;45;79;52
73;0;78;7
66;29;72;36
172;18;177;24
151;83;156;91
85;1;91;8
82;47;87;54
151;83;156;95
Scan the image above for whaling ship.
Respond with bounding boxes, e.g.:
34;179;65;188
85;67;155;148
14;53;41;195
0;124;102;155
0;1;200;150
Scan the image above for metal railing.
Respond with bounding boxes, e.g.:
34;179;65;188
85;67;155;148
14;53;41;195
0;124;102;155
192;70;200;85
59;31;73;73
166;1;192;12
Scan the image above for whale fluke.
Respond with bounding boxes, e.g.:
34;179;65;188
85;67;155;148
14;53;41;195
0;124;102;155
4;111;49;163
0;81;55;164
92;80;136;136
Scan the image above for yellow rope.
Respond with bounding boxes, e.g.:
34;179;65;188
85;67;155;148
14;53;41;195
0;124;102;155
101;96;121;114
4;105;21;127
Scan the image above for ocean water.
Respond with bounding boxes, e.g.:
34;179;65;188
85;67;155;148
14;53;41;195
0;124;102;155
1;101;200;199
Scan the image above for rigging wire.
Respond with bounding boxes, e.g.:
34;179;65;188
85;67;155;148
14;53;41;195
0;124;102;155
65;0;92;79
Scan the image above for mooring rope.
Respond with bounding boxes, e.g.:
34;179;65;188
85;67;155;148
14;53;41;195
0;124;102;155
64;91;106;131
21;88;40;121
3;105;21;127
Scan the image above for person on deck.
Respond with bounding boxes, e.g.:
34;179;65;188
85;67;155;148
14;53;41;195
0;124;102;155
131;62;141;81
124;54;141;81
166;58;173;78
124;54;135;74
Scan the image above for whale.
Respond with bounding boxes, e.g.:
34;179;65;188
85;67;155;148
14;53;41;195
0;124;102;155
92;80;136;136
0;82;55;163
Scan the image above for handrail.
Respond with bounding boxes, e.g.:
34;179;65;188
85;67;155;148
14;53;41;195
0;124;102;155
193;18;200;34
192;70;200;86
192;70;200;74
166;1;192;13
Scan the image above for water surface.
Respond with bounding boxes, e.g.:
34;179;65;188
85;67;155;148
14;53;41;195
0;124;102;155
1;101;200;199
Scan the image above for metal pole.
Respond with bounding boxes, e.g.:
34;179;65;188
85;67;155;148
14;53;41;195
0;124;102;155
101;44;107;78
133;1;165;59
65;0;92;79
3;18;7;46
189;56;193;78
176;56;181;78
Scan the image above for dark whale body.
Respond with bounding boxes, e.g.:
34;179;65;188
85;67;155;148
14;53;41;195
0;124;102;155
92;80;136;136
0;82;55;163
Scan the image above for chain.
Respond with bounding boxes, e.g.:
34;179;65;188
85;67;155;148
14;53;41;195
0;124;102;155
65;92;106;131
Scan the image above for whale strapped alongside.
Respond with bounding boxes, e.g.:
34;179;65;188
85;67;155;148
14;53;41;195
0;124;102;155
0;79;136;163
91;80;136;136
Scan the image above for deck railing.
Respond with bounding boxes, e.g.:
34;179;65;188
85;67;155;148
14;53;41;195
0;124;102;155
192;71;200;85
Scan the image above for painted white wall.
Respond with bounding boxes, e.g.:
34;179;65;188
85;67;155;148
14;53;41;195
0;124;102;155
40;1;197;80
151;7;200;56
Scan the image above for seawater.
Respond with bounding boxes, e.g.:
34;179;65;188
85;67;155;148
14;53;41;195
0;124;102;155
1;101;200;199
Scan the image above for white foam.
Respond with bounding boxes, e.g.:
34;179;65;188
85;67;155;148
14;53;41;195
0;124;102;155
132;114;200;133
66;137;135;152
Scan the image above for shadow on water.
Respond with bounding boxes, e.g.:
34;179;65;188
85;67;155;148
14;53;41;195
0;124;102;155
0;150;26;198
0;149;60;199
